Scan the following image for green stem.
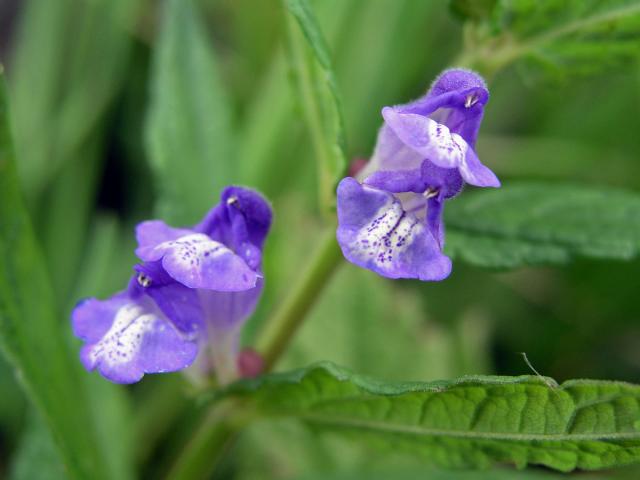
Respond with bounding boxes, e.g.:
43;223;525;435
165;227;343;480
165;401;246;480
256;225;343;371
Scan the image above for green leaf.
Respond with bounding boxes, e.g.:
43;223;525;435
0;75;113;478
284;0;347;213
146;0;234;225
458;0;640;79
218;362;640;472
10;410;66;480
445;182;640;269
10;0;139;198
450;0;497;21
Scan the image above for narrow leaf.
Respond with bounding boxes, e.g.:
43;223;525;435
284;0;347;212
445;182;640;269
218;362;640;472
10;0;139;198
146;0;234;225
0;75;112;478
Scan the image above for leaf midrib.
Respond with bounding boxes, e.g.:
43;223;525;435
285;412;640;442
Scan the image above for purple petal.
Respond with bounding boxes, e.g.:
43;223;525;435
364;124;424;176
136;233;258;291
336;178;451;281
72;295;198;384
144;281;204;337
382;108;498;188
199;279;263;332
460;148;501;188
136;220;193;251
404;68;489;147
364;168;426;193
196;186;273;255
382;108;469;170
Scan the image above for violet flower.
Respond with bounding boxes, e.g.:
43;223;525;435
337;68;500;281
72;186;272;384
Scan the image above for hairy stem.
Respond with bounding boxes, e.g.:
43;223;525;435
256;225;343;371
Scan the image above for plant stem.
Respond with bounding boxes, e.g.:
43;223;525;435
256;225;343;372
165;226;343;480
165;401;245;480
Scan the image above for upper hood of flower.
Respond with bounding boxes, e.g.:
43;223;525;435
363;68;499;190
134;186;273;292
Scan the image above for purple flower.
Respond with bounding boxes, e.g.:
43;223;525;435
72;186;272;384
337;68;499;281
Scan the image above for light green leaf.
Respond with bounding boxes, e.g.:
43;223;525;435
445;182;640;269
146;0;234;225
219;362;640;472
0;74;112;478
284;0;347;213
10;410;66;480
10;0;139;198
457;0;640;79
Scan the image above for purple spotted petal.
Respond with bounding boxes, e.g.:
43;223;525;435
72;293;198;384
136;220;193;251
336;177;451;281
381;108;499;188
136;233;258;291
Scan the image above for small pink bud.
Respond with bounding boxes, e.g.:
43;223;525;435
348;157;369;177
237;348;264;378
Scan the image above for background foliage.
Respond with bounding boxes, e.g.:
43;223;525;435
1;0;640;478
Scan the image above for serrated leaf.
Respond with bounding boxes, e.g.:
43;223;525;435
218;362;640;472
284;0;347;213
444;182;640;269
146;0;234;225
460;0;640;79
0;74;113;479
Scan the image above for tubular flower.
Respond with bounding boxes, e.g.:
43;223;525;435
337;68;500;281
72;186;272;384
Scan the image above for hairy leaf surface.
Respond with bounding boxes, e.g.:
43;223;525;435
284;0;347;212
445;182;640;268
219;362;640;472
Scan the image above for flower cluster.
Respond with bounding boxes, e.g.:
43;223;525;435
72;187;272;384
72;68;498;385
336;68;499;281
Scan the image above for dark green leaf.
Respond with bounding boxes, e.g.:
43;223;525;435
0;74;113;478
219;362;640;472
445;182;640;269
146;0;234;225
284;0;347;212
450;0;497;21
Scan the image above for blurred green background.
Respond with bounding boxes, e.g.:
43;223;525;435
0;0;639;478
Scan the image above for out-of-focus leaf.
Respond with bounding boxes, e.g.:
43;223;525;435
445;182;640;269
10;0;139;198
0;74;112;479
296;467;563;480
218;362;640;472
146;0;234;225
10;411;66;480
459;0;640;79
450;0;497;21
283;0;347;213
